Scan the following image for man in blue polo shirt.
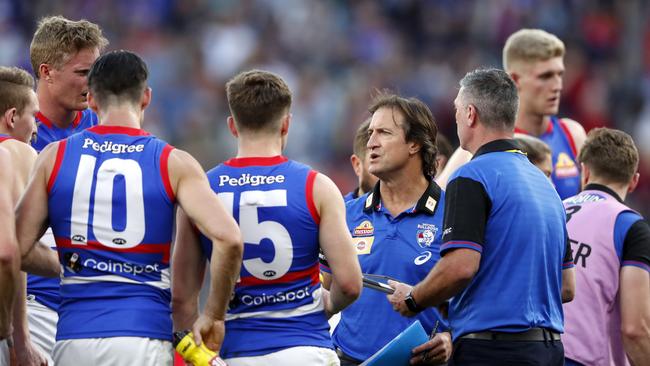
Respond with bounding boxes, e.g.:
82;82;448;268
390;68;575;365
321;93;451;365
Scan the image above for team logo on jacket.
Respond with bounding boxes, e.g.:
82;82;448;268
352;220;374;254
416;223;437;248
353;220;374;237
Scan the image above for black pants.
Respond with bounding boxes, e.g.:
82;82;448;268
336;348;362;366
338;358;361;366
449;338;564;366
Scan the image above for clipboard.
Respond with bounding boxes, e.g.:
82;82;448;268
362;276;395;294
360;320;429;366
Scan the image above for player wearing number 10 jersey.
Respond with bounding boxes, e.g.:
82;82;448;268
172;69;362;366
16;51;242;365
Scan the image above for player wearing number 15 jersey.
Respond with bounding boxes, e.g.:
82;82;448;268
15;51;242;366
172;70;362;366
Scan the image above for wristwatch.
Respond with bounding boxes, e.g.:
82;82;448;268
404;291;425;313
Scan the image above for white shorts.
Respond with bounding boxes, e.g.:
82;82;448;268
26;297;57;364
225;346;339;366
0;339;8;366
53;337;172;366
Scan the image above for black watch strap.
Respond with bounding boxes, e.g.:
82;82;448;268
404;291;425;313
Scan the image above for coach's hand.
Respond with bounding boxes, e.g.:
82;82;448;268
410;331;452;365
192;314;225;352
387;280;417;317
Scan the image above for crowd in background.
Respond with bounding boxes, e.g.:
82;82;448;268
2;0;650;215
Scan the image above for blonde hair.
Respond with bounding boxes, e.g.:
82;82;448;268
503;29;565;72
30;15;108;79
0;66;35;115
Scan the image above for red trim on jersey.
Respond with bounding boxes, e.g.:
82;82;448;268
223;155;288;167
47;140;67;193
306;170;320;225
55;237;171;264
72;110;82;127
160;144;175;202
36;111;82;129
0;135;14;143
87;125;151;136
237;263;320;287
558;119;578;157
36;112;53;129
514;121;553;135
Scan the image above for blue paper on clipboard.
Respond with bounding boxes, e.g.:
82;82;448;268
360;320;429;366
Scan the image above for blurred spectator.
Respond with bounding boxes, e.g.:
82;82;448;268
2;0;648;215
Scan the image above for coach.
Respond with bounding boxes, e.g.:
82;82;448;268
322;93;451;365
389;68;575;365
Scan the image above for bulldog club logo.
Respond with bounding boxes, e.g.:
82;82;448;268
416;223;438;248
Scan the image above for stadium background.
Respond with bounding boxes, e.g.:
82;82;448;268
2;0;650;215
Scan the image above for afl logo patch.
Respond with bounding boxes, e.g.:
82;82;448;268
112;238;127;245
263;270;277;277
353;220;374;237
72;234;86;243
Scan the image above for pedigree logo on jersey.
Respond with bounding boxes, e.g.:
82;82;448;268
353;220;374;237
416;223;438;248
554;152;579;178
219;173;285;187
352;220;375;254
82;138;145;154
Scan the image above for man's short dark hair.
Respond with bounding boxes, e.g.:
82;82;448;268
459;68;519;130
352;118;371;159
88;50;148;106
226;70;292;132
368;92;438;178
579;128;639;184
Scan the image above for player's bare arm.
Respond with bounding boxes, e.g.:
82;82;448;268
15;142;60;277
620;266;650;364
171;207;207;331
0;148;19;339
168;148;243;351
313;173;362;316
563;118;587;153
0;140;37;202
2;140;49;365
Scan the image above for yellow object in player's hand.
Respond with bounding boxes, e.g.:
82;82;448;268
173;330;228;366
